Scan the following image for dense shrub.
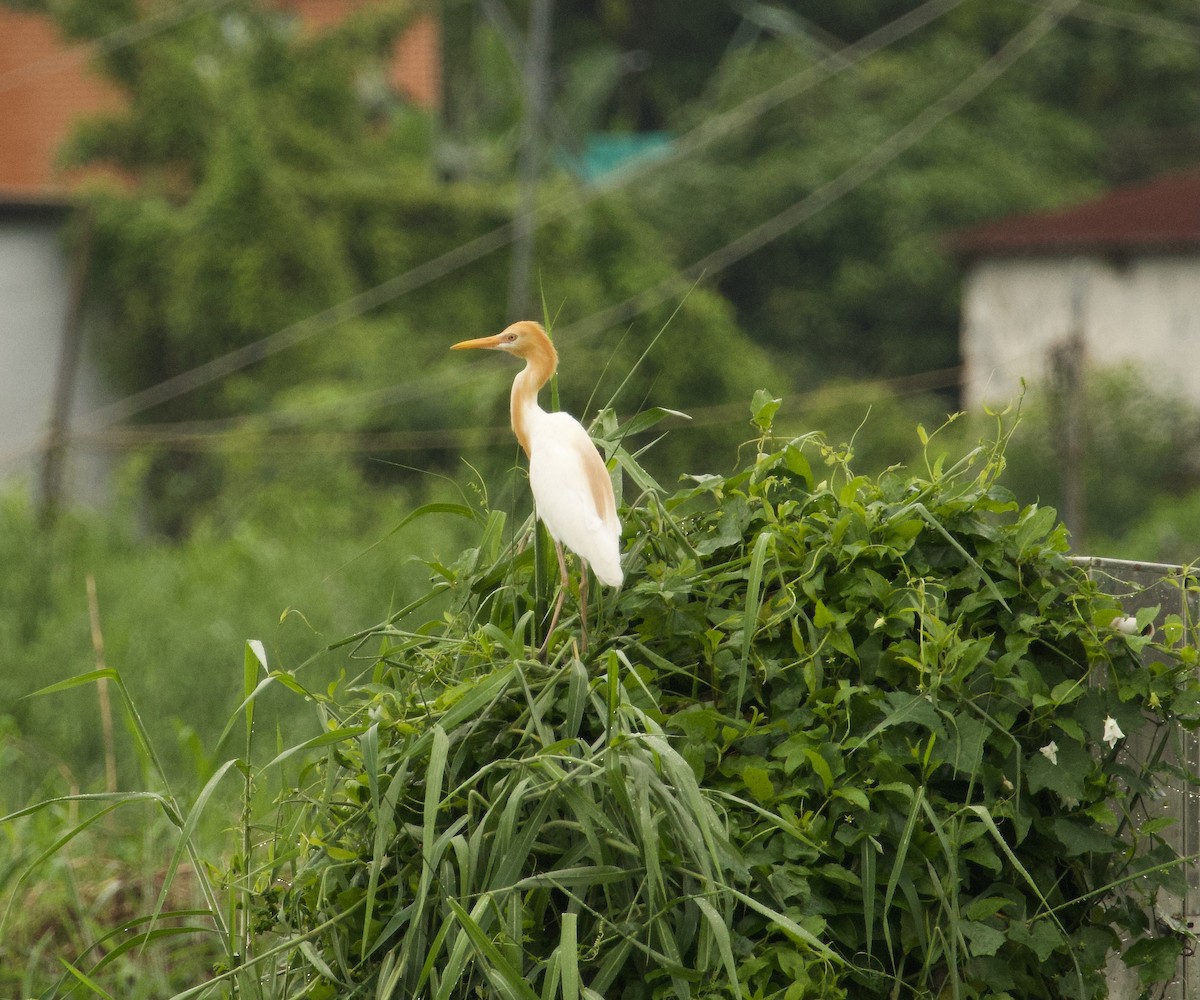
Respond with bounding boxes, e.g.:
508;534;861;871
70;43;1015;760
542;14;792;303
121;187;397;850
253;398;1200;999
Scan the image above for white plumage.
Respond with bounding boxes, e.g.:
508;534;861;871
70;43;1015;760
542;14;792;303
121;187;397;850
527;410;623;588
451;321;623;650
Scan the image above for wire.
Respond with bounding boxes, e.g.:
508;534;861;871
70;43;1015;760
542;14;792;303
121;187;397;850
63;364;966;455
76;0;970;430
1;0;1065;471
4;0;1070;471
0;0;238;95
1020;0;1200;42
543;0;1082;346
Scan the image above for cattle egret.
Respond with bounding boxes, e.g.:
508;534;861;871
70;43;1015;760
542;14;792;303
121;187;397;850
452;321;623;651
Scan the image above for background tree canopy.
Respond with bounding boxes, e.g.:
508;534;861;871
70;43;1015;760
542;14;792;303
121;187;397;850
10;0;1200;541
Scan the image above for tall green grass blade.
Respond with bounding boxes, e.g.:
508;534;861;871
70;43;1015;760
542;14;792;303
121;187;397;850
540;950;562;1000
244;639;266;740
693;895;738;987
329;501;480;578
24;667;119;699
262;723;373;770
423;725;449;865
445;897;541;1000
363;755;407;960
863;837;878;960
882;784;923;962
57;958;115;1000
737;531;773;713
149;757;238;947
727;886;838;960
559;911;580;1000
76;921;216;981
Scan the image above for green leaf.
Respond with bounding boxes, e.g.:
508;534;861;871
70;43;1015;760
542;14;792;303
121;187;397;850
962;920;1006;957
1123;936;1183;985
739;764;776;803
1050;817;1115;856
751;389;782;432
783;444;813;487
1025;738;1090;801
737;531;773;712
1009;919;1063;962
1014;504;1058;553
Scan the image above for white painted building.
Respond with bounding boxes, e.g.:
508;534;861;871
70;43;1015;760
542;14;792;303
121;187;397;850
955;170;1200;410
0;194;112;507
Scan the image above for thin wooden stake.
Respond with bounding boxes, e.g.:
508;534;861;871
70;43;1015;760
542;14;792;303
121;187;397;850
85;574;117;794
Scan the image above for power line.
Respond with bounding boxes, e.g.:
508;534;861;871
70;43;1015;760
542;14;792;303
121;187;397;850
63;364;967;455
3;0;1066;471
1020;0;1200;42
74;0;969;430
551;0;1082;346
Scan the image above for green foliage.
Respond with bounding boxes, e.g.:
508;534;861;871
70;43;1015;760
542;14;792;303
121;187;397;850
626;18;1102;386
42;0;771;530
999;367;1200;551
0;453;470;792
1110;490;1200;566
246;400;1200;999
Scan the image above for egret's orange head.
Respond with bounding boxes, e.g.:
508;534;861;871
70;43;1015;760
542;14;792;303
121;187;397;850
451;320;555;363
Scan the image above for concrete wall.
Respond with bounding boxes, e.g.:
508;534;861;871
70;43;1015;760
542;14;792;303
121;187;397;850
0;212;111;506
960;254;1200;409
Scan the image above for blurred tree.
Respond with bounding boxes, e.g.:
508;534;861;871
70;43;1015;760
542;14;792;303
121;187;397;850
11;0;770;530
14;0;1200;534
550;1;1200;387
999;368;1200;554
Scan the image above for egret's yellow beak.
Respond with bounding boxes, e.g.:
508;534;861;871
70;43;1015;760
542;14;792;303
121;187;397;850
451;334;506;351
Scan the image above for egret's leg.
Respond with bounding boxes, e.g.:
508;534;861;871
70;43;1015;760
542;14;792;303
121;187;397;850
539;539;570;656
579;560;590;654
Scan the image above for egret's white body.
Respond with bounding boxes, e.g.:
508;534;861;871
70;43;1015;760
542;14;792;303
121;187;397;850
527;409;623;587
451;321;622;649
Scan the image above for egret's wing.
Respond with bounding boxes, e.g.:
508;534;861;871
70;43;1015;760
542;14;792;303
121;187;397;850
528;412;623;587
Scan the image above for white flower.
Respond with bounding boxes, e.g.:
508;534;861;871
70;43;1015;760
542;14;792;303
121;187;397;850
1102;716;1125;748
1039;741;1058;765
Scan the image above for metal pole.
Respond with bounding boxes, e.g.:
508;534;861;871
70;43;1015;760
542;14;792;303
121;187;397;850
507;0;551;321
39;207;93;527
1052;265;1088;545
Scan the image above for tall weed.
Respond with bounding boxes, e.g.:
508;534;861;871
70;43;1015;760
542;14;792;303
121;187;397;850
248;398;1200;998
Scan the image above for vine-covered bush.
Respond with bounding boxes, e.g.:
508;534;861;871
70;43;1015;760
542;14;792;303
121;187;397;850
252;398;1200;999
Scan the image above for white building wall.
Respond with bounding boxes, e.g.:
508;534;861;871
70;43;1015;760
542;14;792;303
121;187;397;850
961;254;1200;410
0;215;111;506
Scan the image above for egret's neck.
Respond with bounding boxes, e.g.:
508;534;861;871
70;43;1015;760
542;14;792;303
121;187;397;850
509;336;558;457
